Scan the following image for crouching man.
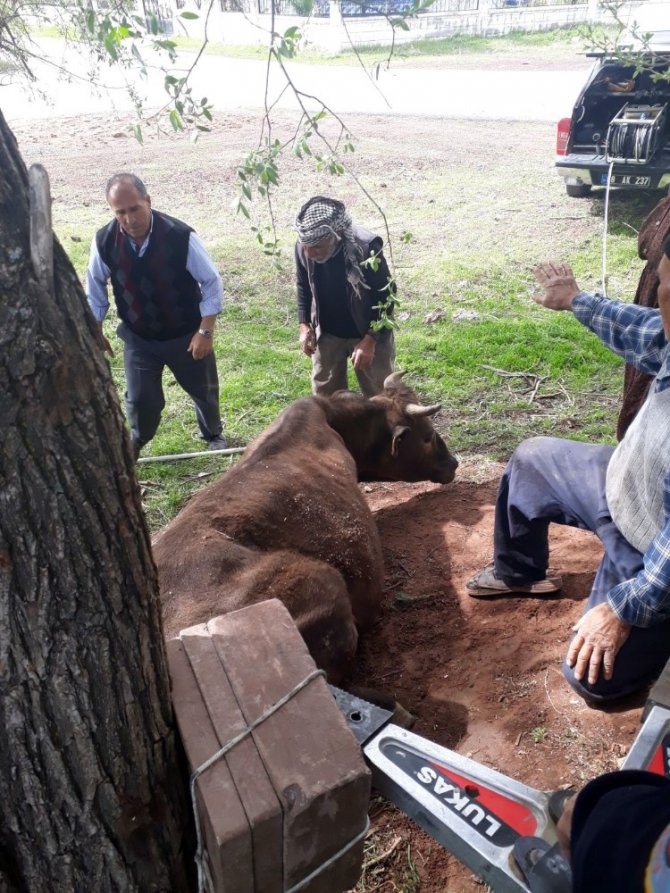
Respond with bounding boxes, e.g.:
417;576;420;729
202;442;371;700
467;244;670;704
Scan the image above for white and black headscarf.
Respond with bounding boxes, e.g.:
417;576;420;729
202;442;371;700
295;196;369;298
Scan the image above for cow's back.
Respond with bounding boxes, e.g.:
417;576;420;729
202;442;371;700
154;398;385;649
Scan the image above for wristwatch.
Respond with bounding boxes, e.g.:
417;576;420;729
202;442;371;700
198;328;213;338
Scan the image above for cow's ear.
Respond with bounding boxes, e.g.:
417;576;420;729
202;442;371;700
391;425;410;457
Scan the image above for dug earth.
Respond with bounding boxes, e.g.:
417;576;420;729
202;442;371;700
347;463;643;892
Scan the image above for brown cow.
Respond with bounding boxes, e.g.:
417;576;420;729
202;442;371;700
154;373;458;683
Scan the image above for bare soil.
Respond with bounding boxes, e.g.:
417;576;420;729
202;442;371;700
351;463;643;893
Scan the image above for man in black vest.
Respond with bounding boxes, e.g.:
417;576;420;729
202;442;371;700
295;196;396;397
86;173;225;460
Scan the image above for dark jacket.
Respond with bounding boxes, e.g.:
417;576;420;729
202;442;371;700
570;770;670;892
295;224;394;341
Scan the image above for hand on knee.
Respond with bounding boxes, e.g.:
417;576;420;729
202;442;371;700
566;603;631;686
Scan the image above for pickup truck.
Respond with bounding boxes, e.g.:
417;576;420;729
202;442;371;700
556;42;670;198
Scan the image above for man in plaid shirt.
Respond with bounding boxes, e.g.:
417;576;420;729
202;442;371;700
467;239;670;704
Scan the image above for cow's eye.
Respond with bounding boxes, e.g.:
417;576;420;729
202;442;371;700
423;433;434;445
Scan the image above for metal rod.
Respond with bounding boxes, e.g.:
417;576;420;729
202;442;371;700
137;447;246;464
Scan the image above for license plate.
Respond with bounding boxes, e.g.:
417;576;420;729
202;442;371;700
600;173;652;187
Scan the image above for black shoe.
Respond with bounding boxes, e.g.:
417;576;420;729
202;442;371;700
208;435;228;451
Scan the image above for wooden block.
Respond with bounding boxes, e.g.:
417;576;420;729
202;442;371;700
166;638;254;893
208;600;371;893
181;628;283;893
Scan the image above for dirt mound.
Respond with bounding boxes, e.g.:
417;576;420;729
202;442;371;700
350;461;643;892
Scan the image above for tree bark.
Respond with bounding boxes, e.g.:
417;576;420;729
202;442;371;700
0;111;193;891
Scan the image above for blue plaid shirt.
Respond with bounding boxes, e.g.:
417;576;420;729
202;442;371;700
573;292;670;627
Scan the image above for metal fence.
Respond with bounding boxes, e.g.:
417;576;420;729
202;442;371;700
425;0;479;11
257;0;330;14
255;0;585;16
340;0;478;12
255;0;479;14
494;0;585;6
218;0;252;9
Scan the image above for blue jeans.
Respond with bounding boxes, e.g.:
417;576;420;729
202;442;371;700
494;436;670;702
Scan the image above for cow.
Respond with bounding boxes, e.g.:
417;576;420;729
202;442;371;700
154;373;458;683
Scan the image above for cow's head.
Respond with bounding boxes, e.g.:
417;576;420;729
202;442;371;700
329;373;458;484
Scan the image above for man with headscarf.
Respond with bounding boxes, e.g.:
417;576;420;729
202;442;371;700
294;195;396;397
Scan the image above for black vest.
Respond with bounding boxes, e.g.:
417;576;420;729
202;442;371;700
96;211;201;340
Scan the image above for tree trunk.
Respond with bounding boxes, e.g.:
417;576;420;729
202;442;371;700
0;111;193;891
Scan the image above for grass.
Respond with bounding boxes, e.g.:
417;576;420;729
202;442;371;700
91;188;643;532
167;24;588;64
531;725;548;744
29;22;595;66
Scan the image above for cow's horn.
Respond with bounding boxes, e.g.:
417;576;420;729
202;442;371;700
383;371;407;388
405;402;441;417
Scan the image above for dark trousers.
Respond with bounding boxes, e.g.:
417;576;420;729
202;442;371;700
119;324;222;449
494;436;670;702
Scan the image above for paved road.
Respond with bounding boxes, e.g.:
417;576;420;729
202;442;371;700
0;40;587;125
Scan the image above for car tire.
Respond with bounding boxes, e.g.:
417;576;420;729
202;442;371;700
565;183;592;198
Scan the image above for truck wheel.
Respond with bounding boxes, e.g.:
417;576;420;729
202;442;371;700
565;183;592;198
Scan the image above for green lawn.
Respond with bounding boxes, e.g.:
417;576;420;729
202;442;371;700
166;24;591;63
31;22;598;66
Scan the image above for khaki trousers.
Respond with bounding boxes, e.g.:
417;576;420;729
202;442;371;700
311;331;395;397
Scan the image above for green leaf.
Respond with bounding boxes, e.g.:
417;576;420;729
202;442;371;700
180;10;200;18
169;109;183;131
393;591;432;608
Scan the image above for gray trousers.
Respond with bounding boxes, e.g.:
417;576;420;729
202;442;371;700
494;436;670;702
311;331;395;397
119;324;222;449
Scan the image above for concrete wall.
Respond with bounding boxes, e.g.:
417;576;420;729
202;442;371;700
174;0;662;51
